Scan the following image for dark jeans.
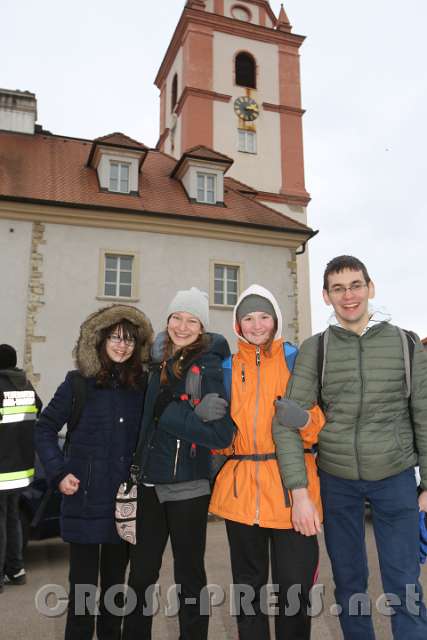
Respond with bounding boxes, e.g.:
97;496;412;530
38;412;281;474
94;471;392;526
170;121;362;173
320;467;427;639
225;519;319;640
65;541;129;640
0;490;24;583
122;486;210;640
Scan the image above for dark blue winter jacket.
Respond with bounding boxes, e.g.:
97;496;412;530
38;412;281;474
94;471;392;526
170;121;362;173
138;334;234;484
35;372;144;544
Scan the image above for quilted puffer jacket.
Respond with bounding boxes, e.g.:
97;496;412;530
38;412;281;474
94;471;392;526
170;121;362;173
274;322;427;490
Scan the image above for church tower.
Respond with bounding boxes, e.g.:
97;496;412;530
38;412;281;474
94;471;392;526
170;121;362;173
155;0;313;338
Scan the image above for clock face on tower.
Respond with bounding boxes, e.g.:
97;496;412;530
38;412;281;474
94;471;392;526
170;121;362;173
234;96;260;121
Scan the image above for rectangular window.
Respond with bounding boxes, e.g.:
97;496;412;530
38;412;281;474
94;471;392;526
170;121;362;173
109;162;130;193
238;129;257;154
196;172;216;204
104;254;134;298
214;264;240;306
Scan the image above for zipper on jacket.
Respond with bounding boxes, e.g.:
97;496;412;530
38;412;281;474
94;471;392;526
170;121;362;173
254;346;261;524
173;439;181;478
84;460;92;495
354;339;364;478
241;364;246;389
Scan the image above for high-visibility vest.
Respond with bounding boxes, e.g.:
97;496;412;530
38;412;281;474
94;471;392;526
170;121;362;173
0;379;37;490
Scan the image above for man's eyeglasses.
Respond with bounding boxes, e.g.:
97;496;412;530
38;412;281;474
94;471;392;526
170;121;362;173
108;334;135;346
328;282;368;297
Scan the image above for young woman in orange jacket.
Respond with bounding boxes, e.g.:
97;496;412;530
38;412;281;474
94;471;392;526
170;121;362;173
209;284;324;640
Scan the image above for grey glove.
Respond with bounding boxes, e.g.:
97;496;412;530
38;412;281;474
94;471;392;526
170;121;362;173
194;393;228;422
274;398;309;429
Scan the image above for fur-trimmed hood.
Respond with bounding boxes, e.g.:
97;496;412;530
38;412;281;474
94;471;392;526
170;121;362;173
74;304;153;378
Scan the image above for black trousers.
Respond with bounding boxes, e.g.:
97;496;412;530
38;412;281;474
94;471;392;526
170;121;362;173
0;490;24;583
122;486;210;640
226;519;319;640
65;541;129;640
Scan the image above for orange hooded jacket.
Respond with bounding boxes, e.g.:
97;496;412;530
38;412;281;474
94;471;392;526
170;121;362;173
209;285;324;529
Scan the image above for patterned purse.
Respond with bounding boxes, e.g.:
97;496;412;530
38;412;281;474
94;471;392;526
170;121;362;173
115;479;138;545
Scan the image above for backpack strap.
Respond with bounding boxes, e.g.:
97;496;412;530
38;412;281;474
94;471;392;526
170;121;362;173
222;355;232;402
65;371;88;450
283;341;298;373
397;327;416;399
317;328;329;391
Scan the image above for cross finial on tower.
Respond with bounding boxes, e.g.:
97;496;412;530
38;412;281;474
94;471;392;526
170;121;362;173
276;3;292;32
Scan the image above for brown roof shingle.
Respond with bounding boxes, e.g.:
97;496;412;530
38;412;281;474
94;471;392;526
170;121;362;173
0;130;311;234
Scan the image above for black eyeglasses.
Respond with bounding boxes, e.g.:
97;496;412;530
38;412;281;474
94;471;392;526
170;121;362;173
108;334;135;346
328;283;368;297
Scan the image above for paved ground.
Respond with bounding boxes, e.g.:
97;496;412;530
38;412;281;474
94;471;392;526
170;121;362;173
1;516;426;639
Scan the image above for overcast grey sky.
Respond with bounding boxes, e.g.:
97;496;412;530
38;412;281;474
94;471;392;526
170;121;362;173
2;0;426;337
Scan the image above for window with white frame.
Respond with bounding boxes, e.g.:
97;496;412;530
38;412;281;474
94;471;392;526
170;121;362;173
196;172;216;204
214;264;240;306
103;254;134;298
238;129;257;154
109;161;130;193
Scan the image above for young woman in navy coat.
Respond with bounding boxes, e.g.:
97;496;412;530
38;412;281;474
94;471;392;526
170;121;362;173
35;304;153;640
122;288;234;640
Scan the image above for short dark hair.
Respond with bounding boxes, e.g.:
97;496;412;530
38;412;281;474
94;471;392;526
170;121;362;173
323;255;371;291
0;344;17;369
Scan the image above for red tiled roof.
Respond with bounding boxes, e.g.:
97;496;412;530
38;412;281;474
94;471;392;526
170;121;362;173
182;145;233;164
94;132;147;149
0;130;311;234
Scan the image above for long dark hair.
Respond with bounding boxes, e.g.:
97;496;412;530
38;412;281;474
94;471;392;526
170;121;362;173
96;320;146;389
159;329;210;385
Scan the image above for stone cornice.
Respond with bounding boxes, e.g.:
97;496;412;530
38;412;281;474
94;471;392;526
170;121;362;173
0;199;313;249
262;102;305;116
256;190;311;207
175;87;231;116
155;8;305;88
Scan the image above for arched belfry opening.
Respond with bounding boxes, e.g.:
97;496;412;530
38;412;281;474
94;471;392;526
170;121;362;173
235;52;256;89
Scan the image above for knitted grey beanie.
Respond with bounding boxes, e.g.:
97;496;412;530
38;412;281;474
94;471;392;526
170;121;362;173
236;294;277;323
167;287;209;328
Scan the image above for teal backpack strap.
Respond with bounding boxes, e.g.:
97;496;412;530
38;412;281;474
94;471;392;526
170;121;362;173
222;355;232;402
283;341;298;373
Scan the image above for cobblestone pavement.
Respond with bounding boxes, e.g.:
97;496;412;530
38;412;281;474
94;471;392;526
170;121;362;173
0;517;426;639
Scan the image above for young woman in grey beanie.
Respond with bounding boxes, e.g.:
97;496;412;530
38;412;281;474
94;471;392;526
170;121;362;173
123;287;234;640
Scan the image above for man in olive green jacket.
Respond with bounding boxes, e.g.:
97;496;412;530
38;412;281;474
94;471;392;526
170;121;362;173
273;255;427;639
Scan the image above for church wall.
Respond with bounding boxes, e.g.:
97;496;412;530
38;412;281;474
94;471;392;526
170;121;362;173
0;218;32;364
29;221;297;403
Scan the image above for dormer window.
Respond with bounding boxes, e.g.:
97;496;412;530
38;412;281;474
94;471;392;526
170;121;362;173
109;161;130;193
197;172;216;204
171;145;233;206
87;133;147;196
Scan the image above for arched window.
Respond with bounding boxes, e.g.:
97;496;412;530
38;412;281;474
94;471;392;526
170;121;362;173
235;52;256;89
171;74;178;112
